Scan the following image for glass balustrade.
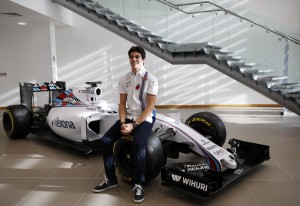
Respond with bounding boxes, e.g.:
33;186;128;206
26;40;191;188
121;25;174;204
91;0;300;84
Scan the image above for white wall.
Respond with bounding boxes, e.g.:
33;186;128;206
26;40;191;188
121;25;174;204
0;26;35;105
235;0;300;32
1;0;299;107
0;0;72;107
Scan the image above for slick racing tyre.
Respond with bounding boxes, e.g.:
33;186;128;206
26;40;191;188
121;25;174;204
185;112;226;147
2;105;32;139
113;132;165;183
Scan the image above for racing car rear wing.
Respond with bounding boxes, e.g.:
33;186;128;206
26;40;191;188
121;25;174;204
20;81;66;111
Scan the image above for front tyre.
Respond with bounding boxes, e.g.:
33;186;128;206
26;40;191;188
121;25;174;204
2;105;32;139
185;112;226;147
113;132;165;183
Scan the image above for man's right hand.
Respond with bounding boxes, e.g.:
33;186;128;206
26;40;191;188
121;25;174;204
121;123;134;135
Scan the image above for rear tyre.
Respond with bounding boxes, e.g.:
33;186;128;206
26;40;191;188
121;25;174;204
185;112;226;147
113;132;165;183
2;105;32;139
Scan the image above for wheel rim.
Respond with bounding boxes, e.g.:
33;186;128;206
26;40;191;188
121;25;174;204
119;143;134;170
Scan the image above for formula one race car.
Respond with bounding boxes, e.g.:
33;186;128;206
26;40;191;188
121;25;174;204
2;81;270;198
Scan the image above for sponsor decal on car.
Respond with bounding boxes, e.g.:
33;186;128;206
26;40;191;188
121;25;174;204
207;145;218;150
190;117;212;127
171;174;208;192
213;149;226;157
62;96;81;105
78;89;95;94
52;117;76;129
200;139;210;146
33;83;48;91
48;83;63;90
184;163;210;172
233;168;244;175
53;89;85;106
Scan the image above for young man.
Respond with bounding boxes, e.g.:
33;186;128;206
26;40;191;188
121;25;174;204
93;46;158;203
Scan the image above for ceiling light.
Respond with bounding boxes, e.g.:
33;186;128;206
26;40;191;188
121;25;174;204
18;22;27;26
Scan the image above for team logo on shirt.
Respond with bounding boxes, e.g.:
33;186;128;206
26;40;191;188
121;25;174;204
136;84;140;90
151;81;158;87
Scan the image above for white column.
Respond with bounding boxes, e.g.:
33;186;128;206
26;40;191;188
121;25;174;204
31;22;57;82
50;23;58;82
31;22;57;106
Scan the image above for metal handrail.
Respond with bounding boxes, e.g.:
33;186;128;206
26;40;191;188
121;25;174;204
156;0;300;45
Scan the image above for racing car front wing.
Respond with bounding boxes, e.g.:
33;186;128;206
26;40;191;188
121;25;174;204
161;138;270;198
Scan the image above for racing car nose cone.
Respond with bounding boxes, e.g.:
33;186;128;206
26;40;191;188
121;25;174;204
220;159;237;169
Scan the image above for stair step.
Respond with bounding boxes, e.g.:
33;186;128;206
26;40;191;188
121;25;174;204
92;2;105;10
138;32;161;39
116;19;136;27
240;68;274;74
148;37;173;44
81;1;114;18
137;31;153;38
213;52;235;60
83;1;96;11
213;51;233;55
242;62;257;67
215;52;245;60
95;7;110;16
105;13;124;21
162;43;208;52
227;60;245;67
271;83;300;90
102;8;115;17
230;56;245;60
271;83;300;96
256;76;288;82
75;0;85;5
215;54;233;60
206;44;222;49
94;6;120;21
83;1;92;9
127;25;149;33
203;44;223;53
286;91;300;100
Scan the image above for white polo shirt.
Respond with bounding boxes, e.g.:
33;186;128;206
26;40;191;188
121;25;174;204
118;68;158;123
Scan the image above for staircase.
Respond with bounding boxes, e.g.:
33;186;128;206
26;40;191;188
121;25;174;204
53;0;300;115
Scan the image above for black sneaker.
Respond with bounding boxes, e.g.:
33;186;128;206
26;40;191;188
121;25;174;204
132;184;144;203
93;176;118;193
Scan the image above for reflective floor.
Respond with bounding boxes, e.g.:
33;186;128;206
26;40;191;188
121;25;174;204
0;108;300;206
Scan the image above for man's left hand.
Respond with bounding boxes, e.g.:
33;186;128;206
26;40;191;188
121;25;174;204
121;123;134;135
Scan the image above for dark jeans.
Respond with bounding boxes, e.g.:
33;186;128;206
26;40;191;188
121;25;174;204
102;119;154;185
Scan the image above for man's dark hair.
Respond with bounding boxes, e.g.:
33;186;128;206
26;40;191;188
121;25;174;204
128;46;146;60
